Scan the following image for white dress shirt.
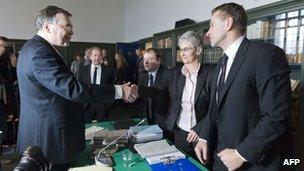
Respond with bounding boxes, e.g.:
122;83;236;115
90;64;102;85
177;64;200;132
148;69;158;87
223;36;245;82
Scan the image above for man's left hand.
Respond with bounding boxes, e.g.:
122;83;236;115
217;148;245;171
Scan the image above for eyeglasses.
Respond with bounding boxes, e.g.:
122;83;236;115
59;24;73;32
179;47;196;52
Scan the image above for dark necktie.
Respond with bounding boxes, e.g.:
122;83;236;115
216;54;228;102
149;74;154;87
148;73;154;123
93;67;98;84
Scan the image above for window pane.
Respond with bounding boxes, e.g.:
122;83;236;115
286;27;298;54
276;20;285;28
298;26;304;53
302;18;304;25
274;29;285;49
287;11;299;18
275;13;286;20
301;9;304;16
288;18;298;27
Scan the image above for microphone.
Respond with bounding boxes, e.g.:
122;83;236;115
95;118;147;166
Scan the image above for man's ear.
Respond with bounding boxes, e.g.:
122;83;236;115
226;17;234;32
43;21;51;33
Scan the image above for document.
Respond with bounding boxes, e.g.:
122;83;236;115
134;139;178;158
69;165;112;171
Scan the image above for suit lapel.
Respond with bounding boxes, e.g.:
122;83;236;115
194;65;207;103
154;66;163;85
85;65;91;83
217;38;250;108
143;72;149;86
177;70;186;100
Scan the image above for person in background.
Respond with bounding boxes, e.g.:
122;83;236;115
138;32;213;159
137;48;172;139
70;52;82;78
195;3;292;171
82;48;91;66
78;47;114;122
16;6;138;171
0;36;18;140
114;52;128;84
102;49;115;71
133;47;145;84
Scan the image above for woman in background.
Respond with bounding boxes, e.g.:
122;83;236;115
114;53;128;84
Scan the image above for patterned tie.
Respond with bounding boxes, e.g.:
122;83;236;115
93;67;98;84
149;74;154;87
216;54;228;103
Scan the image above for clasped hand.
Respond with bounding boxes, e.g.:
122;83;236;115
121;82;139;103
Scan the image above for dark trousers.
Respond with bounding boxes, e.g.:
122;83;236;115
84;103;107;123
174;126;196;159
0;100;7;137
50;163;69;171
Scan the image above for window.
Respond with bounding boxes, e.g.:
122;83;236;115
274;10;304;63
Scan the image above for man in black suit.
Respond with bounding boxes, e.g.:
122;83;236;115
78;47;114;123
0;36;18;139
138;48;170;130
16;6;138;171
195;3;292;171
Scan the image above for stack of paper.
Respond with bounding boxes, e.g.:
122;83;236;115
134;140;185;165
129;125;163;143
85;126;105;140
90;129;127;150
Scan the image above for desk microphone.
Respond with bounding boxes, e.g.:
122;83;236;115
95;118;147;166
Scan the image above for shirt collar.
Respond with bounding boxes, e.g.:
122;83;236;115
91;64;102;70
224;36;244;59
148;67;159;77
181;63;201;77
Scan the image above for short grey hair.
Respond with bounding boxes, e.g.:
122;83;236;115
35;6;72;30
178;30;202;51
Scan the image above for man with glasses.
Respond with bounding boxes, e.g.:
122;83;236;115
16;6;138;170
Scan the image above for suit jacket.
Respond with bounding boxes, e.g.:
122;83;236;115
78;63;114;109
200;38;291;170
139;65;213;132
16;35;115;164
166;65;213;133
138;65;170;129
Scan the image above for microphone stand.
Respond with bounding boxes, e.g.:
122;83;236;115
95;118;146;166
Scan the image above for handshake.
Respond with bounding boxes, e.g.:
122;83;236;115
120;82;139;103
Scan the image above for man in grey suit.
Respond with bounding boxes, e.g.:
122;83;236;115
16;6;138;171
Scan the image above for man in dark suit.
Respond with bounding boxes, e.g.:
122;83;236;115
138;48;170;129
138;31;213;159
78;47;114;122
16;6;138;171
0;36;18;140
195;3;292;171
